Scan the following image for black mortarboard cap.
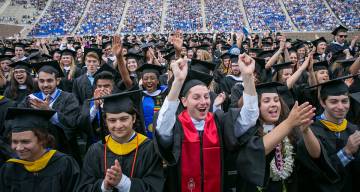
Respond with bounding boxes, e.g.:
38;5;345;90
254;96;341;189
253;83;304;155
94;63;120;80
180;69;213;97
84;47;103;59
313;61;329;71
4;47;15;54
91;90;143;114
194;44;210;51
350;92;360;105
163;51;176;62
190;59;216;74
249;48;262;54
136;64;164;77
0;54;13;61
254;57;266;70
14;42;26;49
33;60;64;77
50;48;61;57
312;37;327;47
256;82;284;94
102;41;112;49
331;25;348;36
124;52;144;60
272;62;293;72
307;74;360;97
258;50;275;59
61;49;76;57
8;61;31;72
337;58;357;68
90;43;99;48
262;41;273;47
220;52;232;59
5;107;56;132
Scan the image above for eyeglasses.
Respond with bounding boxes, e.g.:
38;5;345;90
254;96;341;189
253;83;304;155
338;35;348;38
14;70;27;74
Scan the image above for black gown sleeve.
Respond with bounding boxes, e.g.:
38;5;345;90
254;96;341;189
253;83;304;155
53;92;80;140
229;83;243;108
129;142;165;192
75;143;104;192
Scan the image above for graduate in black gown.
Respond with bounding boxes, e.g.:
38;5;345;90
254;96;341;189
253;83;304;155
78;68;119;148
296;77;360;192
0;95;15;138
136;64;167;139
58;49;83;92
218;56;243;95
0;107;79;192
154;54;259;192
75;90;164;192
224;82;315;192
18;60;81;162
4;61;35;106
0;55;12;95
312;37;328;62
328;25;355;56
72;48;102;104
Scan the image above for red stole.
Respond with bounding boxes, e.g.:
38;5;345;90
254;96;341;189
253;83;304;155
178;110;221;192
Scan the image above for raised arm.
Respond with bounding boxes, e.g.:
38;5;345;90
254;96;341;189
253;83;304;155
234;54;259;137
263;102;315;154
155;58;188;147
113;35;133;89
286;53;312;89
349;56;360;75
265;38;285;69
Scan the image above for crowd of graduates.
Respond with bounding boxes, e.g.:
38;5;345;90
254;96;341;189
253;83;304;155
0;25;359;192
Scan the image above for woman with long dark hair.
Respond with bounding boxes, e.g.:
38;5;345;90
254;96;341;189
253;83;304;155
225;82;316;192
3;61;35;105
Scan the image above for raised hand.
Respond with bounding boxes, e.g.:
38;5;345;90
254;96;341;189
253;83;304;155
29;96;51;110
112;35;123;58
238;53;255;75
171;57;188;82
286;101;316;128
104;159;122;190
344;131;360;156
214;92;226;107
173;30;184;52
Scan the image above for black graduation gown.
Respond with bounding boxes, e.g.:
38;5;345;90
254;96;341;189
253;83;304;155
3;87;31;106
78;100;107;148
296;121;360;192
75;139;165;192
72;74;94;104
229;82;244;108
17;91;81;161
0;97;15;138
328;43;353;55
219;75;242;95
223;107;277;192
0;151;80;192
0;138;12;168
347;92;360;127
59;67;83;92
153;110;230;192
277;85;295;109
292;84;323;116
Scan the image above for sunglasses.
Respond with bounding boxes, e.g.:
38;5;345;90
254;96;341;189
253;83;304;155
338;35;348;38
